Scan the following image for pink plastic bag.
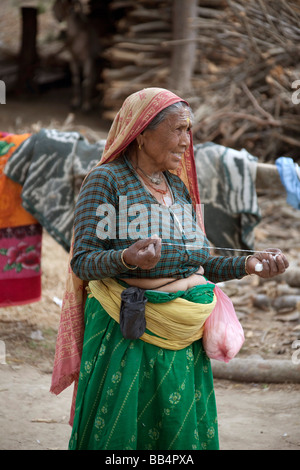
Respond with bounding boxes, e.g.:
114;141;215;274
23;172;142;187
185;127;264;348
203;284;245;363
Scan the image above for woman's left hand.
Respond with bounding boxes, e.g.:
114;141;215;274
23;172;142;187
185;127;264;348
246;248;289;278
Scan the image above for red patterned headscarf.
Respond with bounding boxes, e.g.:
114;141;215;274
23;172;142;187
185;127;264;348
99;88;202;221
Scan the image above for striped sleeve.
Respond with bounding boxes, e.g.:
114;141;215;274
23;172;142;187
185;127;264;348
70;166;130;280
203;255;247;283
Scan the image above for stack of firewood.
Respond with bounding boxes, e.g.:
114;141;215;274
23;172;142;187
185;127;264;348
100;0;173;119
100;0;300;160
192;0;300;160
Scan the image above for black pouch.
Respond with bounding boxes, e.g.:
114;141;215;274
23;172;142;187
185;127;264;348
120;287;148;339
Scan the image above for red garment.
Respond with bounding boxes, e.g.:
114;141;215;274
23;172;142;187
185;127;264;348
0;132;42;307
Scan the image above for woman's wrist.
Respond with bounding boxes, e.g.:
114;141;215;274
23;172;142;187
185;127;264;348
245;255;252;275
121;248;138;270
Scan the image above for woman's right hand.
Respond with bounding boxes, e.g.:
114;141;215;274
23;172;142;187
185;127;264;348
246;248;289;278
123;235;162;270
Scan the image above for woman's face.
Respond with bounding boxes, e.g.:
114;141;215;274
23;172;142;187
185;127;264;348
139;108;192;172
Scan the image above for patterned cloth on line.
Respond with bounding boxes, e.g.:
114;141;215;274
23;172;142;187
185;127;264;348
4;129;106;251
0;132;42;307
195;142;261;255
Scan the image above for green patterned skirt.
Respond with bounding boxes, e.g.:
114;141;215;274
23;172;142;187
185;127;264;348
68;285;219;450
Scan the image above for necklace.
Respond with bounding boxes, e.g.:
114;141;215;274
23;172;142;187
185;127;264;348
136;165;163;185
137;170;174;206
136;168;169;195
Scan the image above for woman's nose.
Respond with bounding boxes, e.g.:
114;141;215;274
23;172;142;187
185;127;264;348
180;130;190;147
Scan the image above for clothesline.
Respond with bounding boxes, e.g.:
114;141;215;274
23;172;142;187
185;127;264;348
160;242;278;255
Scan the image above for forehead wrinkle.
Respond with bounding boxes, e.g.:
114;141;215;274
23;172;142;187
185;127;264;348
149;109;193;134
171;115;193;129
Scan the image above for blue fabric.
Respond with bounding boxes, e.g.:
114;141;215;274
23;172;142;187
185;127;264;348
275;157;300;210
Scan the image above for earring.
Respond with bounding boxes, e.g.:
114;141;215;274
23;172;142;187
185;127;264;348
138;144;142;150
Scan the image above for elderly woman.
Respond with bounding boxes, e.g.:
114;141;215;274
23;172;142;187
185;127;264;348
51;88;288;450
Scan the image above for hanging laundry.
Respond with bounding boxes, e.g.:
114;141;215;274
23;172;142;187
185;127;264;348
194;142;261;255
4;129;106;251
275;156;300;210
0;132;42;307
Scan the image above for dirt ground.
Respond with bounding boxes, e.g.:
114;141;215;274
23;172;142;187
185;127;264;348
1;363;300;451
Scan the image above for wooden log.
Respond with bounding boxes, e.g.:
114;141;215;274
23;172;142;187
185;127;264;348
112;42;165;52
102;65;150;80
272;295;300;312
103;110;118;121
110;1;136;10
282;268;300;288
113;35;167;45
169;0;198;93
252;294;271;311
273;132;300;149
198;0;227;6
104;48;164;67
255;162;284;190
197;6;227;19
128;7;170;21
211;357;300;383
129;21;169;34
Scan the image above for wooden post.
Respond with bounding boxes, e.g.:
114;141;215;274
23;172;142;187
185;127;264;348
256;163;284;190
169;0;198;93
17;6;38;93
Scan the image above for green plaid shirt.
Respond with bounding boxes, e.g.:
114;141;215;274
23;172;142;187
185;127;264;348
71;155;247;283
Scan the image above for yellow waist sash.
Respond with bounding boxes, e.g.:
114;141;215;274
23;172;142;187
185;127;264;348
88;278;216;350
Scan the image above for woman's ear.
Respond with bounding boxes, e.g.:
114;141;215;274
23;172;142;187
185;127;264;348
136;135;143;150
